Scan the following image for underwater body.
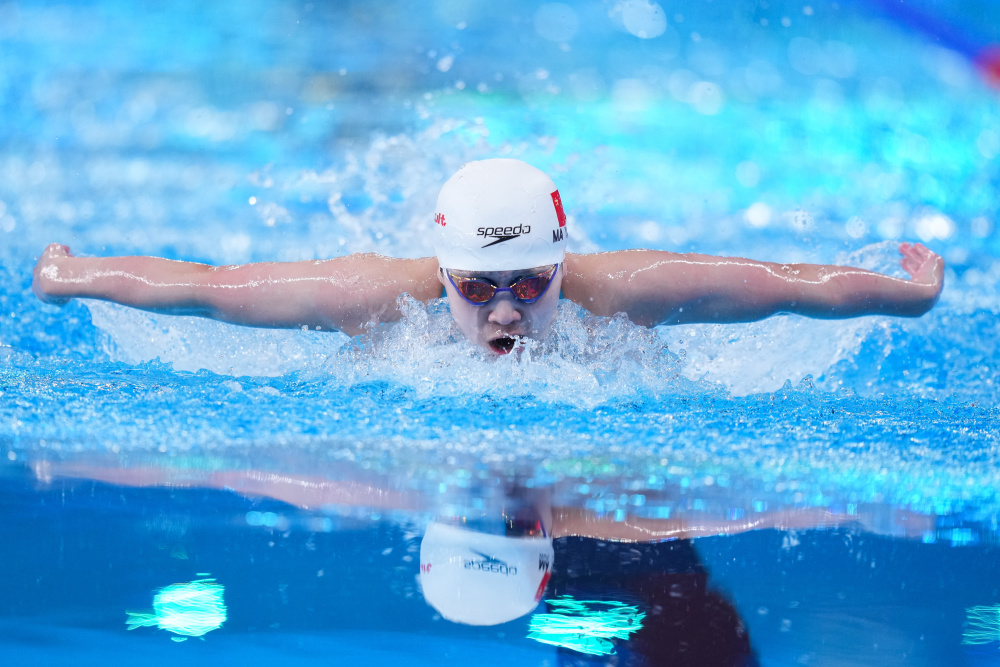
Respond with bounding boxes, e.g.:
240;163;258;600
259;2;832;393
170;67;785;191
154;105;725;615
1;0;1000;664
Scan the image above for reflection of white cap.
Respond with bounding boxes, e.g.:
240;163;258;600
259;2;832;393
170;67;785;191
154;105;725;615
434;159;568;271
419;522;554;626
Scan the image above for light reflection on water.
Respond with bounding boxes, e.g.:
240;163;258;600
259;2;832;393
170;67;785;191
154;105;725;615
3;453;998;664
2;0;1000;664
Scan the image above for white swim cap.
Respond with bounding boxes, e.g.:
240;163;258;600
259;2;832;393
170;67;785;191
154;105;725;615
434;159;568;271
419;521;554;626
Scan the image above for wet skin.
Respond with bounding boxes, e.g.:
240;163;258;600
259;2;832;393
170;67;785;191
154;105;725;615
438;264;563;355
32;243;943;345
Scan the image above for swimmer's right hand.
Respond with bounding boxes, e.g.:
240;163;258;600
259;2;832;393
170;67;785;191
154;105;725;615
32;243;74;305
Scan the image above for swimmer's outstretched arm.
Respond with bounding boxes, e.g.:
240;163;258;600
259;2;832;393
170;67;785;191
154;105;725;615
32;244;441;335
562;242;944;326
550;506;862;541
32;461;425;512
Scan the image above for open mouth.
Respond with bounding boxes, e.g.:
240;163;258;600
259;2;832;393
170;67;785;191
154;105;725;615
489;336;518;355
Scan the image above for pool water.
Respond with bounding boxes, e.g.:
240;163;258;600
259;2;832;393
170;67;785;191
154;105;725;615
1;0;999;664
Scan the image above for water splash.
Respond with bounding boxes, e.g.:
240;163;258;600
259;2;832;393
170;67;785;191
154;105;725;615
311;296;693;406
86;299;340;376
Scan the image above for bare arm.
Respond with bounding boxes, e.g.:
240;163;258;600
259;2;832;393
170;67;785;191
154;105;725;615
550;506;855;541
562;242;944;326
551;503;936;541
32;244;441;335
32;461;425;513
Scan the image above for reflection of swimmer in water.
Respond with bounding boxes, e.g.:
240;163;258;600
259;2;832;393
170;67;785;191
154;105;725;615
38;460;937;664
33;159;943;356
38;459;858;666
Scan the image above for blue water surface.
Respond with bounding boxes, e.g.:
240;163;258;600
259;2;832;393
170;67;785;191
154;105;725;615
2;0;1000;664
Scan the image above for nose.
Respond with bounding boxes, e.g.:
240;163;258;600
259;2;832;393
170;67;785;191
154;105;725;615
487;295;522;326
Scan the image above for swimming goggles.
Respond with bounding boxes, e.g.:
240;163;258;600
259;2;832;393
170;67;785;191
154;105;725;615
445;264;558;306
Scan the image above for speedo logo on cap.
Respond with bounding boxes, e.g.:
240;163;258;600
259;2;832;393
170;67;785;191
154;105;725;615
477;224;531;248
463;550;518;576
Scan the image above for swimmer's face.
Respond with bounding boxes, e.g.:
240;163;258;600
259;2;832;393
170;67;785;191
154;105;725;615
439;264;562;355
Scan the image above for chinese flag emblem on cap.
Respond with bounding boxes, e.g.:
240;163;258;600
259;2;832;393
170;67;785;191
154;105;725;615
550;191;566;227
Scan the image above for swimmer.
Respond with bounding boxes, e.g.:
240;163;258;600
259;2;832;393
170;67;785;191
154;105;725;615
32;159;944;354
37;458;871;630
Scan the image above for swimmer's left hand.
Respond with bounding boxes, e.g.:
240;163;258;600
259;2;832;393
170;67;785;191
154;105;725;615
899;242;944;309
899;242;943;285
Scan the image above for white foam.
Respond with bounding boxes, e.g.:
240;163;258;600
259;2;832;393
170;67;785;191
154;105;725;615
86;301;341;376
660;315;878;396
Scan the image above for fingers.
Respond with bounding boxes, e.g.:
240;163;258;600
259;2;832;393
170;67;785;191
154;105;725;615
898;241;944;291
43;242;72;258
898;242;939;267
899;243;922;278
898;242;931;259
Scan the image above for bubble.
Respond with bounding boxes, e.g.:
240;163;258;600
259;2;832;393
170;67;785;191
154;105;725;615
636;220;662;242
914;211;956;242
786;209;813;232
220;233;252;261
690;81;724;115
436;55;454;73
249;101;281;131
877;216;905;239
534;3;578;43
845;216;867;239
745;202;771;228
621;0;666;39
